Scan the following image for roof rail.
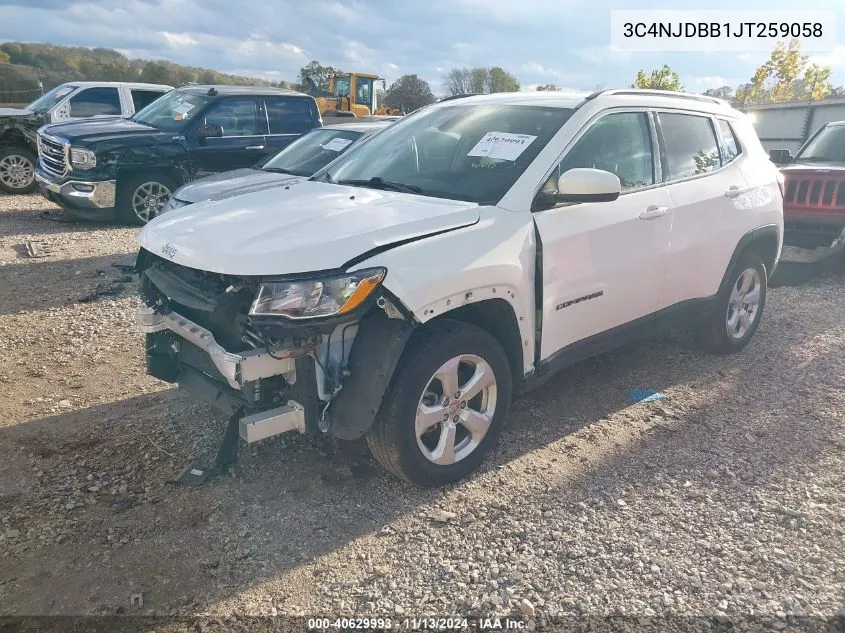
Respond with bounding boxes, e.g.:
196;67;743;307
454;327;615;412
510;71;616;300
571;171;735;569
438;93;484;102
596;88;728;105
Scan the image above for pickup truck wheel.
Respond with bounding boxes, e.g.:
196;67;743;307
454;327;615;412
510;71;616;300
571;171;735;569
0;146;37;194
366;321;512;487
695;252;767;355
117;174;176;225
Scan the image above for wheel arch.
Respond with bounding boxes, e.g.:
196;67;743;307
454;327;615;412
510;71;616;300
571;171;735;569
116;165;185;190
427;298;525;388
718;224;781;296
0;128;31;149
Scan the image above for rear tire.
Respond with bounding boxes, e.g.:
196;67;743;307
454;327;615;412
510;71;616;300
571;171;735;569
365;321;512;487
695;252;767;355
0;146;37;194
116;173;177;225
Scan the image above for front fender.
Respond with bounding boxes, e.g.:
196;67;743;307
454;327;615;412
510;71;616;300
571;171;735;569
351;207;538;375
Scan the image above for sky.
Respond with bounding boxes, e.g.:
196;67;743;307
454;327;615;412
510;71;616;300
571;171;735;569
1;0;844;95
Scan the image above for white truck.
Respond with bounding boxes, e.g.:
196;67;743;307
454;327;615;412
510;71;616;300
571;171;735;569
0;81;172;193
134;89;783;487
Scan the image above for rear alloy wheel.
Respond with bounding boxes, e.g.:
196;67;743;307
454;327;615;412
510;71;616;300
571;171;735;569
366;321;512;487
695;252;767;354
117;174;176;225
0;147;37;194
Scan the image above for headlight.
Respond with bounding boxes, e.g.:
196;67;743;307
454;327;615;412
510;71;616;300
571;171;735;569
249;268;386;319
69;147;96;170
161;197;189;214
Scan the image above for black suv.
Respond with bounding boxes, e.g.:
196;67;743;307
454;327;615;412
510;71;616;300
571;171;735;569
35;85;321;224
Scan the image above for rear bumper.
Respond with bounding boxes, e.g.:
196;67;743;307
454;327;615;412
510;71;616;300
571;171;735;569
783;207;845;226
36;170;116;218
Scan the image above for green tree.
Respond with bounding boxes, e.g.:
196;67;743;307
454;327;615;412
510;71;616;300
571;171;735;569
0;50;11;64
743;39;833;104
442;66;520;96
488;67;519;92
631;65;683;91
296;60;340;93
537;84;559;91
385;74;435;112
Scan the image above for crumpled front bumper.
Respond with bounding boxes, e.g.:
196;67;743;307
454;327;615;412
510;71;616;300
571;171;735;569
135;306;295;390
36;171;116;210
136;306;308;443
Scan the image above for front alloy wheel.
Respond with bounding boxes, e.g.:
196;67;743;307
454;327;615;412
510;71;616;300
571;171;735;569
416;354;497;465
0;148;37;194
366;321;512;487
132;180;172;223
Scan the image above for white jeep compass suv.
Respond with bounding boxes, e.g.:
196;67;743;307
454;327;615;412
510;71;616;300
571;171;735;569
134;89;783;487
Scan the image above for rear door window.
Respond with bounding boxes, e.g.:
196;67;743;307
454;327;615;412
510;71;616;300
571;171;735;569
131;89;167;112
68;87;122;117
265;98;318;135
658;112;722;180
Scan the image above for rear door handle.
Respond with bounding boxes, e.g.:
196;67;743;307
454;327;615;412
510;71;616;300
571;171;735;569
725;185;752;198
245;145;265;151
638;205;670;221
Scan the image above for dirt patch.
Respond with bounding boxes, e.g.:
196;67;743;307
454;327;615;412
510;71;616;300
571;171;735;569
0;193;843;624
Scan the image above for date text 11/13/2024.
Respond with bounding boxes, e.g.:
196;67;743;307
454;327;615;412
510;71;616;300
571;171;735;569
307;617;529;630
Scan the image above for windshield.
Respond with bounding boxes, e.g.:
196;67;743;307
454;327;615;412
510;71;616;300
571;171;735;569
797;125;845;162
321;104;574;204
26;84;77;114
257;127;367;176
131;91;211;132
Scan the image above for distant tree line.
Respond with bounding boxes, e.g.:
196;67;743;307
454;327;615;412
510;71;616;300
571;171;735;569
629;40;845;107
0;42;274;104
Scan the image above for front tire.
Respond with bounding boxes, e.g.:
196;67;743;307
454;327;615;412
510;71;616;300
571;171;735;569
117;174;176;225
366;321;513;487
0;146;37;194
695;252;767;354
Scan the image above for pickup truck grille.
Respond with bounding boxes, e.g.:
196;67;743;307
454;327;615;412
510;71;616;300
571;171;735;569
37;132;69;180
783;175;845;210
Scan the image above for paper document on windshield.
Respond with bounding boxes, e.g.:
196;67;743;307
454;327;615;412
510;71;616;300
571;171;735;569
467;132;537;161
174;102;195;116
322;138;353;152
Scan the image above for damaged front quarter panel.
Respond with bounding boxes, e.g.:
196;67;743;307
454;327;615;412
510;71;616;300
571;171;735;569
322;309;415;440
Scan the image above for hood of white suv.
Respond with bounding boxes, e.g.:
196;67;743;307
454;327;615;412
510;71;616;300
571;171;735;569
138;180;480;275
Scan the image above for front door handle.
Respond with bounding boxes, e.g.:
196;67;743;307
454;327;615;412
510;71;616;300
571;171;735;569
245;145;265;151
638;205;670;221
725;185;752;198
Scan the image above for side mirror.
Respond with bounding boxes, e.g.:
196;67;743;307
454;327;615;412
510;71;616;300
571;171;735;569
555;168;621;203
196;123;223;141
769;149;793;165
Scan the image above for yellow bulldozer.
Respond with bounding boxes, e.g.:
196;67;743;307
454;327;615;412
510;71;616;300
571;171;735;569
304;72;404;120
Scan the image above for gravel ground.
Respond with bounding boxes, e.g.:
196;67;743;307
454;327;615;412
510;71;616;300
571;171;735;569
0;193;843;629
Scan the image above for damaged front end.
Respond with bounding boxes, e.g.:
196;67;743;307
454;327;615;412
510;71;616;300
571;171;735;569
134;248;415;453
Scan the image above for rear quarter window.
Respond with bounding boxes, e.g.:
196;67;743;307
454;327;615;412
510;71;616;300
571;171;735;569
716;119;742;163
